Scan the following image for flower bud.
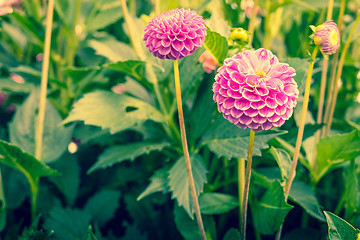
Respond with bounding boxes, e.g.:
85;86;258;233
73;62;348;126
230;28;249;44
311;20;340;57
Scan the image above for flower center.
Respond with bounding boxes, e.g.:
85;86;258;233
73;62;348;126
255;69;267;78
329;29;339;46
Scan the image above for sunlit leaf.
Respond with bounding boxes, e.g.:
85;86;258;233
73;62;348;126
199;193;238;215
324;211;359;240
203;27;229;64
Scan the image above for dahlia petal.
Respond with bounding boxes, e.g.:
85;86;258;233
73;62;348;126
192;37;202;46
176;33;186;41
157;45;171;55
275;104;287;115
248;122;260;129
172;40;184;51
227;89;242;99
255;86;269;96
224;114;239;124
180;48;190;57
238;114;252;125
215;94;226;104
268;114;281;122
234;98;251;110
170;46;180;58
243;89;261;101
223;98;235;109
228;80;240;91
183;38;194;51
250;100;266;109
213;82;220;92
230;108;243;118
253;115;267;124
219;87;228;96
236;122;247;129
259;107;275;117
284;84;298;96
273;118;285;127
275;93;288;106
244;108;258;117
262;121;274;130
265;97;278;109
219;78;229;89
230;71;246;84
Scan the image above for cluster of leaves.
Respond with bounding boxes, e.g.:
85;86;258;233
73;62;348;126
0;0;360;239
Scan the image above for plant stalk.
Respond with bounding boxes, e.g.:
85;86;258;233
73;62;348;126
322;0;345;136
173;60;206;240
247;0;259;47
238;157;245;227
35;0;55;161
325;13;360;135
241;129;255;240
275;47;319;240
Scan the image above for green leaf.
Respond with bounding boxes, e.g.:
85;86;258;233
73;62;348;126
49;154;80;205
137;166;170;201
81;226;98;240
203;27;229;64
314;130;360;182
199;192;238;215
174;206;215;240
0;171;5;231
253;181;294;235
223;228;241;240
345;102;360;129
84;190;121;227
44;207;92;240
9;90;73;163
344;160;358;218
289;181;325;221
88;141;170;173
324;211;359;240
107;60;146;81
63;91;165;134
201;118;284;160
88;33;137;62
282;57;308;95
84;0;123;31
269;147;292;182
0;77;34;93
168;154;208;218
0;140;59;181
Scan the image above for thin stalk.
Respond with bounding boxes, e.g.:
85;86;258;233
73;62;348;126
238;157;245;227
35;0;55;160
173;60;206;240
29;178;39;220
241;130;255;240
322;0;345;136
0;169;5;210
247;0;259;47
325;13;360;135
155;0;161;15
276;47;319;240
315;0;334;144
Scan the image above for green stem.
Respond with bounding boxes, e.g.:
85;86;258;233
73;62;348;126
238;158;245;229
275;47;319;240
322;0;345;136
241;130;255;240
174;60;206;240
155;0;161;15
0;169;5;210
325;13;360;135
35;0;55;161
247;0;259;47
29;178;39;221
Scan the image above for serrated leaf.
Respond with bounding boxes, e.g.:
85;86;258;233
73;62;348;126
324;211;359;240
63;91;165;134
44;207;92;240
199;192;238;215
9;90;73;163
314;130;360;182
107;60;146;81
137;166;169;201
168;154;208;218
88;141;170;173
203;27;229;64
253;181;294;235
201;118;284;160
289;181;325;221
269;147;292;182
0;140;59;180
223;228;241;240
84;190;121;227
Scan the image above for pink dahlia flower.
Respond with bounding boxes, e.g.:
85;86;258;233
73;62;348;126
0;0;20;16
213;48;299;132
313;20;340;56
143;8;207;60
199;51;219;73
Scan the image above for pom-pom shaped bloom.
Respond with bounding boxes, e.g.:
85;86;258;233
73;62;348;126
312;20;340;56
213;48;299;132
143;8;207;60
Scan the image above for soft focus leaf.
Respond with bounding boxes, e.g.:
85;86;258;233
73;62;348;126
289;181;325;221
168;154;207;218
269;147;292;182
44;207;92;240
199;192;238;214
63;91;165;134
9;90;73;163
84;190;121;227
223;228;241;240
344;160;358;218
314;130;360;182
0;170;5;232
88;141;170;173
283;57;309;95
81;226;98;240
0;140;59;181
137;166;170;201
107;60;146;81
253;181;294;234
324;211;359;240
203;27;229;64
201;118;284;159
